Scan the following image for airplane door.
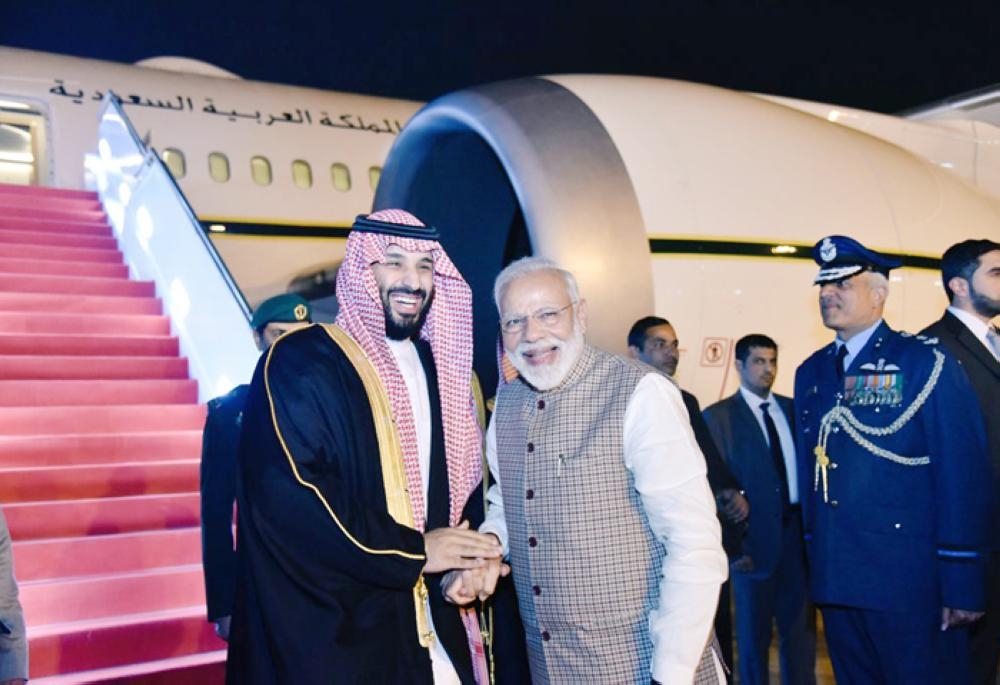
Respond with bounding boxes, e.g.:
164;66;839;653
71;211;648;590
0;99;49;186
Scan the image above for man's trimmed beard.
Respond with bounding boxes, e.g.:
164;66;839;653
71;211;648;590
507;319;585;391
383;287;431;341
970;283;1000;319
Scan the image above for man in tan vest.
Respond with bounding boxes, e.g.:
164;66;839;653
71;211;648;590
460;256;727;684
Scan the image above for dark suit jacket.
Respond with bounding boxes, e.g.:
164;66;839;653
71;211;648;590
680;389;745;557
703;391;795;578
923;311;1000;541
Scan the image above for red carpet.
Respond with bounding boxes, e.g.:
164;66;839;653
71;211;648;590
0;183;225;683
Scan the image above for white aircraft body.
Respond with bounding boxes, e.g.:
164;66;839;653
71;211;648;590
2;45;998;402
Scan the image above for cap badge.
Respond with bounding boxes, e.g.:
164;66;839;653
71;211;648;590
819;237;837;263
294;304;308;321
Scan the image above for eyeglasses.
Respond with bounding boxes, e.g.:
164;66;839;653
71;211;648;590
500;303;575;334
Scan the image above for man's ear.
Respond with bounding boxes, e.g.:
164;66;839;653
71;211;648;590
734;358;745;373
948;275;970;300
626;345;640;360
575;298;589;334
252;329;265;352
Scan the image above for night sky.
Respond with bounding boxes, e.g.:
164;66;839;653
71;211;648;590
4;1;999;114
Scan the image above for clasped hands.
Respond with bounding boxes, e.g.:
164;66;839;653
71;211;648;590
423;521;509;606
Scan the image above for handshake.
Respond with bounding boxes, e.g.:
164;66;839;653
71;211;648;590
423;520;510;606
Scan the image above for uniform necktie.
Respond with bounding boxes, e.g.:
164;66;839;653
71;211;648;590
987;325;1000;361
760;402;790;506
835;344;848;381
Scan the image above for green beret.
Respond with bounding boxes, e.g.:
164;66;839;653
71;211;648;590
250;294;312;329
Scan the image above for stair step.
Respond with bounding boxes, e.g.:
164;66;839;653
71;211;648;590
0;273;154;297
0;404;205;435
0;193;103;213
0;216;112;236
0;188;102;212
0;378;197;406
0;227;117;250
13;528;202;580
0;184;98;201
0;292;160;315
6;492;201;540
0;204;106;223
0;460;199;502
0;311;170;335
0;256;128;278
0;431;202;467
0;333;178;357
34;649;226;684
22;565;206;625
0;242;122;263
0;355;187;380
27;608;223;679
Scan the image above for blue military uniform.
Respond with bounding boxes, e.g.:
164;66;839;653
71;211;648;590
794;236;995;684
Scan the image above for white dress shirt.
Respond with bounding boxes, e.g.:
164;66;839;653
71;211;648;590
386;338;458;685
948;305;1000;362
737;386;799;504
482;372;728;683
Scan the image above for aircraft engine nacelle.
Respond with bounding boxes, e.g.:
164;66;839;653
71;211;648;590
375;76;1000;400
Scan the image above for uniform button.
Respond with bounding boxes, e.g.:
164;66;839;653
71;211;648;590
894;522;902;530
527;442;535;453
528;536;538;547
526;489;535;500
541;630;551;641
533;585;541;595
830;500;839;507
538;399;546;410
830;462;838;469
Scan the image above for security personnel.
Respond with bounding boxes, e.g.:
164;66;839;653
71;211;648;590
794;235;995;684
200;293;312;641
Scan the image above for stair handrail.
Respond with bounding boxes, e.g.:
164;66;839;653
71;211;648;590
90;92;261;401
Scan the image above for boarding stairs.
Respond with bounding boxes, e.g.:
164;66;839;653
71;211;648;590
0;183;225;683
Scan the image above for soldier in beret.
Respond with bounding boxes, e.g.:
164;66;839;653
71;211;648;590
794;235;995;684
200;293;312;641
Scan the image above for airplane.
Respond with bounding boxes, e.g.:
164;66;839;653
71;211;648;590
2;44;998;400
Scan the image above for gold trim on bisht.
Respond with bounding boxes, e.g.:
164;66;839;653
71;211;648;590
322;324;434;648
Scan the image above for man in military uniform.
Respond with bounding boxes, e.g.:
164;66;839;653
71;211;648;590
794;235;995;684
199;293;312;641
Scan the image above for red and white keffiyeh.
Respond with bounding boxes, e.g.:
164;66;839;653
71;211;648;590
335;209;482;531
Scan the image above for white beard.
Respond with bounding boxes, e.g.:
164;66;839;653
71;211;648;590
507;322;585;391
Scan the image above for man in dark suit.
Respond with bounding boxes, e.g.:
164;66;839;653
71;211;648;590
922;238;1000;685
704;334;815;685
628;316;749;676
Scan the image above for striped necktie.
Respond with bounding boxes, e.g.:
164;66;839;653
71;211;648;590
987;325;1000;361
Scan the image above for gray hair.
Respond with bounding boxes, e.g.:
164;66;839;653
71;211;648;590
493;256;581;312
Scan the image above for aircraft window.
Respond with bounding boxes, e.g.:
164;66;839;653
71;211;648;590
368;166;381;190
330;163;351;192
208;152;230;183
251;156;272;186
292;160;313;189
162;148;186;179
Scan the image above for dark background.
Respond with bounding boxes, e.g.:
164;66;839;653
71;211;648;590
3;1;998;113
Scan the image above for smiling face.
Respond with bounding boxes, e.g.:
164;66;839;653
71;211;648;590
818;272;887;340
370;244;435;340
499;269;587;391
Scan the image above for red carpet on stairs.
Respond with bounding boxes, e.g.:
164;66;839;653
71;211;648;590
0;183;226;684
